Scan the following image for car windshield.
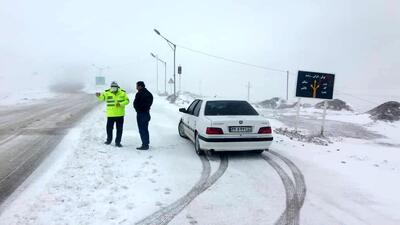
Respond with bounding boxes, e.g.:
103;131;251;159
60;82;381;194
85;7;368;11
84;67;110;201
204;101;259;116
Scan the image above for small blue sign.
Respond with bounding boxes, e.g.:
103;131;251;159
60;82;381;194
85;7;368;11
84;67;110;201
95;76;105;85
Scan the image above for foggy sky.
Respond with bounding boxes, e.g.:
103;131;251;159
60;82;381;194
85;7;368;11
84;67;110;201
1;0;399;104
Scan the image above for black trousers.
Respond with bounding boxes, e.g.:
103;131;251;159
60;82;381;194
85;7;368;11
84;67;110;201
137;112;151;146
106;116;124;144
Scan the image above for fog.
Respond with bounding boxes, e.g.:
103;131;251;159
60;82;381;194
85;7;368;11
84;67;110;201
1;0;399;104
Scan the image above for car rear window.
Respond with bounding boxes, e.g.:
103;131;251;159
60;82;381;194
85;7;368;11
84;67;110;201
204;101;259;116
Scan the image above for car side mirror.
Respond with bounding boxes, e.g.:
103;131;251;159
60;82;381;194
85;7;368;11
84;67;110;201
179;108;187;113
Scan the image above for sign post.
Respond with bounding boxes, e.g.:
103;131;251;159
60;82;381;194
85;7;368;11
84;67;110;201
321;100;328;136
295;98;301;132
168;78;174;95
295;70;335;136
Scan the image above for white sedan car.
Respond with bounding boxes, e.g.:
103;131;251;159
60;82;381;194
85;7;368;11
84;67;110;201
178;99;273;155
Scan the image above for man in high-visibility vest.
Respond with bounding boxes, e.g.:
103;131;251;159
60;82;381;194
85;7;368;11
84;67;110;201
96;81;130;147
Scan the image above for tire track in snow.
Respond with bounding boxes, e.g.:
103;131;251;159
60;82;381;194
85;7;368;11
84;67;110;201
269;151;306;209
136;154;228;225
261;151;306;225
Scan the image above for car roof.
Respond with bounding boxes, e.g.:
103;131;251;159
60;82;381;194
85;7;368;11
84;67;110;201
194;98;250;102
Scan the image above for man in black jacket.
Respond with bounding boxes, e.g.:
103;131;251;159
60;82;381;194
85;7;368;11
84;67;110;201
133;81;153;150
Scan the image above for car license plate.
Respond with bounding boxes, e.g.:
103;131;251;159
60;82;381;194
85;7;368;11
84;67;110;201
229;126;252;133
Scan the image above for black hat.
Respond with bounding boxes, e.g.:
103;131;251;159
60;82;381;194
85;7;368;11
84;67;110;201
110;81;119;87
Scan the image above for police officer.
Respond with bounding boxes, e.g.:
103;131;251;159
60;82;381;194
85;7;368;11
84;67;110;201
133;81;153;150
96;81;129;147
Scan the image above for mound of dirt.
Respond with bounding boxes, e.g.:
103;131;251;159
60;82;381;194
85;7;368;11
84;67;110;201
277;102;298;109
258;97;299;109
258;97;295;109
301;103;313;108
315;99;353;111
274;127;332;146
367;101;400;122
166;94;178;103
258;97;281;108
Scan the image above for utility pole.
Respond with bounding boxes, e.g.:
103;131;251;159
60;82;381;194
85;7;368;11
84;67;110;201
173;47;176;96
286;70;289;101
179;74;181;94
163;61;167;94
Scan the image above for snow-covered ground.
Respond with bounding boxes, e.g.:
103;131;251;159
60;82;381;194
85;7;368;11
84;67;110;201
0;89;57;106
260;103;400;224
0;84;99;106
0;94;399;225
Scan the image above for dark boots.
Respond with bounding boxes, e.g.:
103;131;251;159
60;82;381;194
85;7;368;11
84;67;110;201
136;145;149;150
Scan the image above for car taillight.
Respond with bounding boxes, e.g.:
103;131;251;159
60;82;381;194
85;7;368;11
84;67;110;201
258;127;272;134
206;127;224;135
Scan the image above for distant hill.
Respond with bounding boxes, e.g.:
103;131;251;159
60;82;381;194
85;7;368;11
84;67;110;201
367;101;400;122
258;97;282;109
315;99;353;111
258;97;298;109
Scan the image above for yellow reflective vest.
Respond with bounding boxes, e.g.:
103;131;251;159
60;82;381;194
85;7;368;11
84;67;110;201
98;88;130;117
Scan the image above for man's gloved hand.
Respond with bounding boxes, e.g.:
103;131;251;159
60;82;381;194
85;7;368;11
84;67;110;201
95;92;101;97
116;102;121;107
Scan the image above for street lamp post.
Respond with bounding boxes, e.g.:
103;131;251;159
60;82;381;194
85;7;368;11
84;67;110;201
150;53;159;93
154;29;177;97
150;52;167;95
161;59;167;94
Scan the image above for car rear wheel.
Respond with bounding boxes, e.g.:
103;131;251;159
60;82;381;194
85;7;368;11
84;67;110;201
178;121;187;139
195;134;204;155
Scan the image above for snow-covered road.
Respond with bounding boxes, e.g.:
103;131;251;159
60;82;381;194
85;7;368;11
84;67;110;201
0;94;98;204
0;96;399;225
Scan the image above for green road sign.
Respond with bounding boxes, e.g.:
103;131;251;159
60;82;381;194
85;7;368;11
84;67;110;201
95;76;105;85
